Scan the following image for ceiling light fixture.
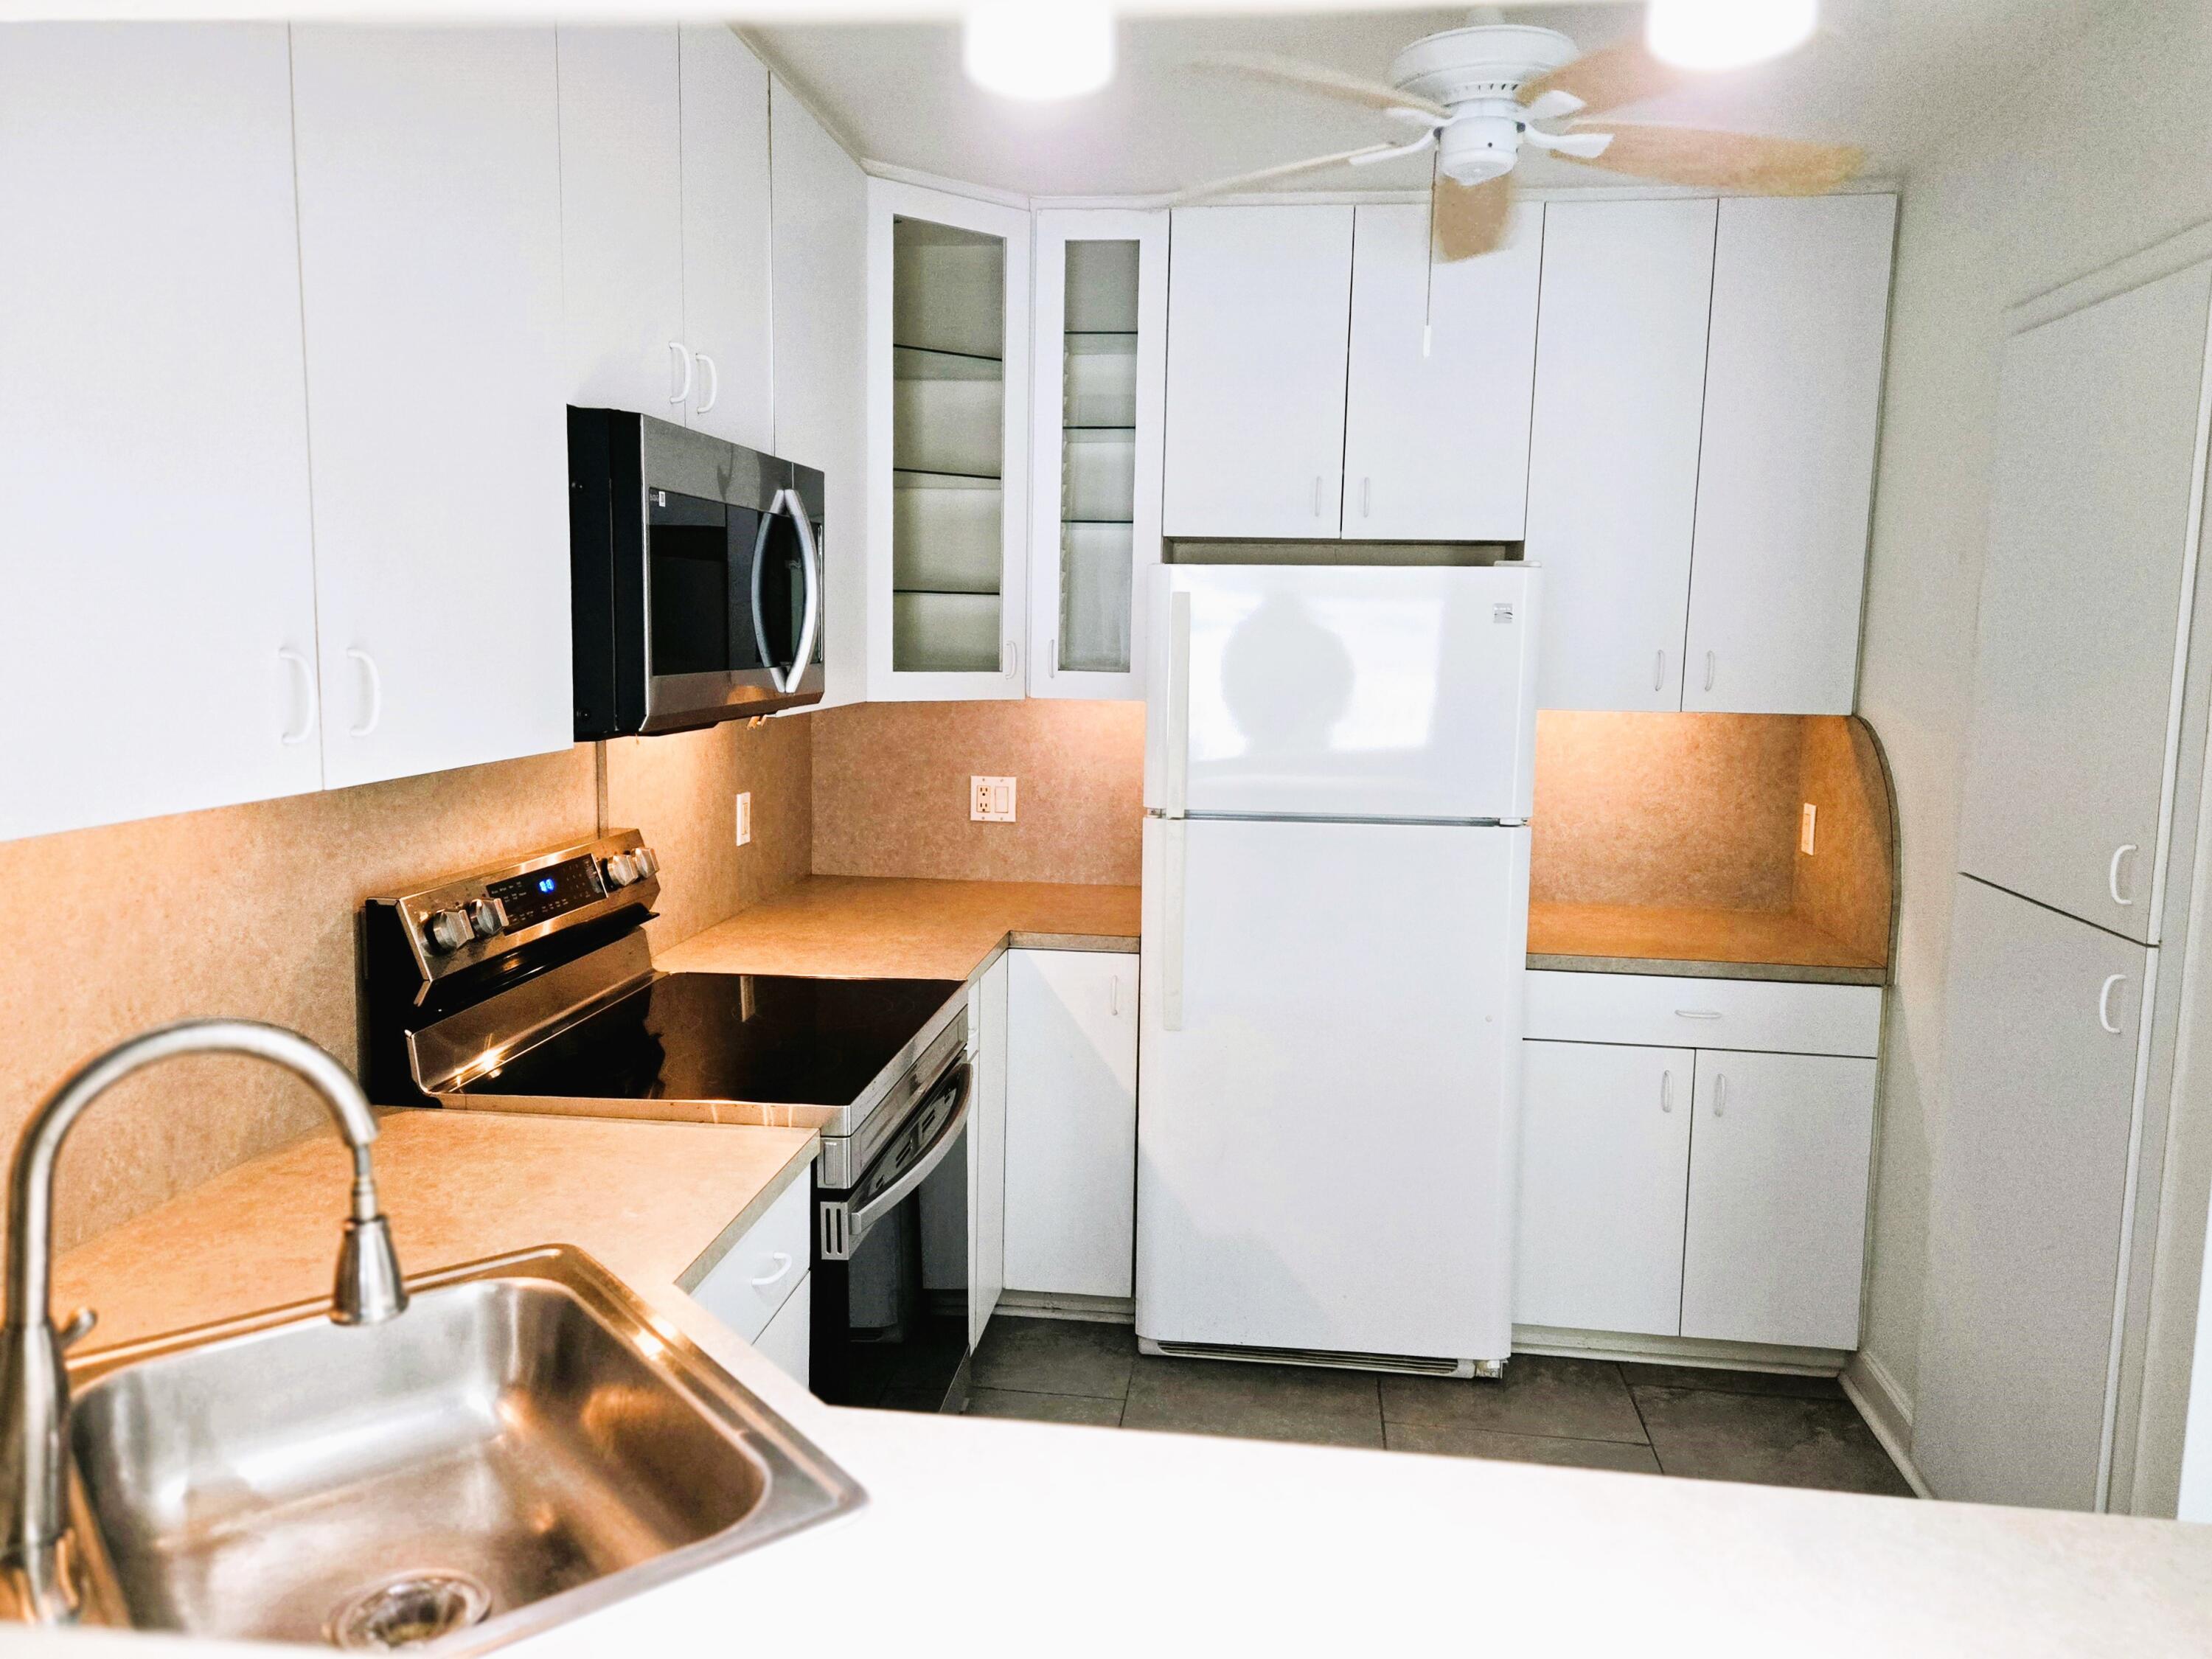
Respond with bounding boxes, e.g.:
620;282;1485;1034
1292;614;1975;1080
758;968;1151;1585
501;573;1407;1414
963;0;1116;102
1645;0;1818;71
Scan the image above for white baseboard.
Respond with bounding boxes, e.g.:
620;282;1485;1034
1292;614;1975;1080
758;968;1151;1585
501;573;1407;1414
995;1290;1135;1325
1840;1350;1933;1499
1513;1324;1849;1376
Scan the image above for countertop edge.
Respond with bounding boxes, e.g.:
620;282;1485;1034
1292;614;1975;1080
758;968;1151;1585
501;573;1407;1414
672;1130;822;1293
1526;953;1889;987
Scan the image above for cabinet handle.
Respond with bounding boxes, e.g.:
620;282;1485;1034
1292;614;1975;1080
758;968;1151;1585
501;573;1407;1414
2110;844;2139;906
1360;476;1372;518
345;649;382;738
1704;650;1717;693
1674;1009;1722;1020
748;1251;794;1290
277;648;318;745
2099;973;2127;1035
1110;975;1121;1016
1046;636;1058;678
667;341;692;406
1712;1073;1728;1119
695;350;720;414
1003;639;1020;680
1660;1071;1674;1114
1653;650;1666;694
1312;475;1324;518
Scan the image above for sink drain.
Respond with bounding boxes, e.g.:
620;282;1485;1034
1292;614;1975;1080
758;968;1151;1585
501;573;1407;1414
327;1571;493;1651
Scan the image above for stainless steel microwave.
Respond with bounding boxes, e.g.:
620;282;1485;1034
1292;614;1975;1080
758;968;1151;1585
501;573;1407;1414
567;408;825;737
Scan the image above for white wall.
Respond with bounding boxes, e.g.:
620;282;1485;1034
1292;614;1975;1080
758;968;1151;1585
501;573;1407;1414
1854;0;2212;1512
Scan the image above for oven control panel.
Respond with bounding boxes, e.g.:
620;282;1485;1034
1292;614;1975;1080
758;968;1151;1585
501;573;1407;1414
486;855;606;931
366;830;661;981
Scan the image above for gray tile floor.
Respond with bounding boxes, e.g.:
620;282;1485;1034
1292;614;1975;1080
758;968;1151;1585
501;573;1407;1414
964;1318;1914;1497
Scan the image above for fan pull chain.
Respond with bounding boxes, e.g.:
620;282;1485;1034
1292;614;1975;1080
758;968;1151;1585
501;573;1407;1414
1422;152;1438;359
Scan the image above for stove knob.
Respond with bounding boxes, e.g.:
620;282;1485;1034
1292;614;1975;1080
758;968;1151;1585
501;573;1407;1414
601;852;641;889
631;846;660;879
424;908;474;954
466;897;508;939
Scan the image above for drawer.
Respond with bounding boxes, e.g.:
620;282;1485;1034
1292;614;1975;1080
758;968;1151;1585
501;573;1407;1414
1525;971;1882;1058
690;1169;812;1343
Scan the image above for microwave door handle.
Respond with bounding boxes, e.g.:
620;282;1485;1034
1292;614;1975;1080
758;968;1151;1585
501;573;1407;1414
776;487;823;695
748;506;777;681
832;1064;973;1255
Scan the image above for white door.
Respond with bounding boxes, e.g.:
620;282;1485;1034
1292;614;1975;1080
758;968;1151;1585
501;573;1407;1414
1526;198;1717;712
1162;206;1354;538
555;27;687;419
292;27;572;789
753;1273;811;1388
1516;1041;1691;1338
1137;817;1528;1362
1678;1048;1875;1350
679;25;773;451
969;952;1010;1346
1144;563;1540;822
1917;874;2152;1511
1683;195;1895;715
0;24;323;843
1342;201;1543;543
768;77;869;710
1004;950;1139;1299
1956;260;2212;945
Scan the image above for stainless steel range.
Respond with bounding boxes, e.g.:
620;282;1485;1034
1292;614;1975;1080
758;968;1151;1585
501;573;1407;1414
360;831;978;1411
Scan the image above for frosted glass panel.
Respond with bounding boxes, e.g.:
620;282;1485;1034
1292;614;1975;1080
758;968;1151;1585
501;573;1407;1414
1052;237;1144;678
1065;335;1137;428
894;366;1003;479
1062;521;1133;673
1065;240;1139;332
893;590;1001;672
892;219;1004;357
1064;428;1135;524
894;474;1002;593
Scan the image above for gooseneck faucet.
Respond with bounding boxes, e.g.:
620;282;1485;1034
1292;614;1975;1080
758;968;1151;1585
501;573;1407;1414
0;1020;408;1622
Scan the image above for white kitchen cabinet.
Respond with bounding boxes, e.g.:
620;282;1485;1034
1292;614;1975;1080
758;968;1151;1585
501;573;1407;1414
969;952;1011;1346
689;1170;812;1343
1526;198;1717;712
769;77;869;710
678;24;773;452
1342;201;1543;543
0;24;324;843
1679;1048;1876;1350
1004;950;1138;1299
1163;205;1354;538
555;27;687;420
868;178;1032;699
1524;970;1882;1058
1517;1041;1691;1337
753;1273;811;1386
1956;259;2212;947
1683;194;1894;715
1029;209;1169;699
291;27;571;790
1919;874;2154;1511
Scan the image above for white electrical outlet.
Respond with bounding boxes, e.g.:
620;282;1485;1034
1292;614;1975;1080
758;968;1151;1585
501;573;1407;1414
971;776;1017;823
735;791;753;846
1801;801;1818;855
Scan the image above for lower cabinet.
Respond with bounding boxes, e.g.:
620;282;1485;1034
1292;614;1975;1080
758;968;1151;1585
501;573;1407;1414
1003;949;1139;1299
753;1273;811;1387
691;1169;812;1349
968;951;1012;1347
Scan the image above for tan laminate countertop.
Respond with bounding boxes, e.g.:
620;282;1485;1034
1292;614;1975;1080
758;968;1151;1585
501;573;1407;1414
54;1109;818;1352
659;874;1142;981
1528;900;1888;986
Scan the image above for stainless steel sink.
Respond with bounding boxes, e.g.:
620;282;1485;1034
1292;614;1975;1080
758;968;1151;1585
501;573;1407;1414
55;1246;863;1651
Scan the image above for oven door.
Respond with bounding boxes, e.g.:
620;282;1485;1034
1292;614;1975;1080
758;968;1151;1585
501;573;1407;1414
811;1059;973;1411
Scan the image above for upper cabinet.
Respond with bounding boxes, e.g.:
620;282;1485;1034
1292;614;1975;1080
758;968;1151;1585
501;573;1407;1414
677;26;773;452
292;26;572;790
1164;206;1356;538
0;24;324;842
1527;198;1716;712
1342;201;1543;543
1029;209;1169;700
866;178;1032;700
1683;195;1896;715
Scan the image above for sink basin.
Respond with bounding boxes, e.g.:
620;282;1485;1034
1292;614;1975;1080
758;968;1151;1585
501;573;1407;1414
55;1246;863;1650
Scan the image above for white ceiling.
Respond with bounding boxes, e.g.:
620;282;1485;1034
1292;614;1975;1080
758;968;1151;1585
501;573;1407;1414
751;1;2093;198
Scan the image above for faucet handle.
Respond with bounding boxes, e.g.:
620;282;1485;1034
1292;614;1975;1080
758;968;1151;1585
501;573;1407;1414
55;1307;96;1351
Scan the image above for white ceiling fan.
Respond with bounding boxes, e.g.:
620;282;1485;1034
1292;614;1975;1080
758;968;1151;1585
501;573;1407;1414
1175;7;1864;262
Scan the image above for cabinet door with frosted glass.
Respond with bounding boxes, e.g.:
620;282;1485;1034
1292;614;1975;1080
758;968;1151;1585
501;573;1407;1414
865;178;1031;700
1027;209;1167;700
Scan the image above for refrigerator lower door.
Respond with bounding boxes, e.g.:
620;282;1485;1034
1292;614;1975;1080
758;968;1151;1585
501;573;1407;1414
1137;815;1529;1363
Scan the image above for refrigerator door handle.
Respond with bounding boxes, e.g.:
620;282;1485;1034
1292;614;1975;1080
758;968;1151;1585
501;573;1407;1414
1159;817;1186;1032
1165;590;1192;818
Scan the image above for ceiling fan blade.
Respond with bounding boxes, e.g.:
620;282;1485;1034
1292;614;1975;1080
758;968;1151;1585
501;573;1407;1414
1193;52;1450;122
1518;41;1691;117
1432;173;1514;264
1562;124;1864;194
1169;143;1406;207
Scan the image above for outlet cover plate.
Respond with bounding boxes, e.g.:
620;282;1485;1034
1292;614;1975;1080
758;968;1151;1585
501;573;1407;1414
972;776;1017;823
1800;801;1817;855
736;792;753;846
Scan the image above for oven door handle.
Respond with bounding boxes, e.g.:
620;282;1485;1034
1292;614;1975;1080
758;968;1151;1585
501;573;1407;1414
819;1062;972;1261
749;487;822;696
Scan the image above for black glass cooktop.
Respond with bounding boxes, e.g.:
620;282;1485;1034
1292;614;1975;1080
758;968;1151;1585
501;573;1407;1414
470;973;963;1107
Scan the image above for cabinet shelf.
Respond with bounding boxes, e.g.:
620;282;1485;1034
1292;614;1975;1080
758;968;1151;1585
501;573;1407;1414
896;465;1002;485
1062;517;1135;526
893;342;1003;379
1064;423;1136;434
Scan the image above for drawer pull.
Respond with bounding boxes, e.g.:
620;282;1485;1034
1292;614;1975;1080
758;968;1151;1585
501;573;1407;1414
1660;1071;1674;1113
1711;1073;1728;1118
2098;974;2126;1036
748;1251;795;1290
1674;1009;1723;1020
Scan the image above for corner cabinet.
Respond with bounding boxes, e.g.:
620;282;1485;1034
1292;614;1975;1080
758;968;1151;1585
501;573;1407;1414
866;179;1032;700
1027;209;1169;700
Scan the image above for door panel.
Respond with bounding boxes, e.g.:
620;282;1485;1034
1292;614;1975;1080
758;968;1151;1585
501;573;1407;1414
1516;1041;1691;1337
969;952;1009;1346
1343;202;1543;542
1679;1048;1875;1349
1917;875;2152;1509
679;25;773;451
0;24;323;841
1163;206;1353;538
1526;198;1715;712
1957;260;2212;944
1137;817;1528;1360
1004;950;1138;1299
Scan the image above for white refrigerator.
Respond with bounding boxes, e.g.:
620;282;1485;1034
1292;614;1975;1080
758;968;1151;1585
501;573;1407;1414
1135;562;1540;1373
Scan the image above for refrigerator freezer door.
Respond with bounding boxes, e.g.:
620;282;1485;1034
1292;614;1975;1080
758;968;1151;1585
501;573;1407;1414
1137;815;1529;1363
1144;563;1540;822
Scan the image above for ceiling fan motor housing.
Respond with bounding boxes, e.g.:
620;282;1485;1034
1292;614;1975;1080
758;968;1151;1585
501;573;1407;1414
1390;24;1579;184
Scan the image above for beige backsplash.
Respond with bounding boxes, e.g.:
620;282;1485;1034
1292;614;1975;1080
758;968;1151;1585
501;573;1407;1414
0;718;810;1260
